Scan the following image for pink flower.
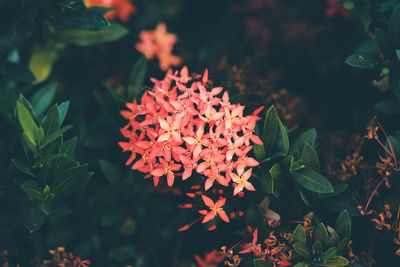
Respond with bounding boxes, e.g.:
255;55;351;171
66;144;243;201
136;23;182;71
85;0;136;22
200;195;230;223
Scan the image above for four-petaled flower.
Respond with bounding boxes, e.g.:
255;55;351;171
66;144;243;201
231;169;256;195
201;195;230;223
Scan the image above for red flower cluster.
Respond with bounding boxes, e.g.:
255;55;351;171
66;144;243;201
135;23;182;71
85;0;136;22
119;67;263;224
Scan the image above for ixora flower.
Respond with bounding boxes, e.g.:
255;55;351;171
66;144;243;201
85;0;136;22
119;66;263;225
135;23;182;71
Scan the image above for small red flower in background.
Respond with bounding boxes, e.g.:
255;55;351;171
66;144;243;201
194;250;224;267
325;0;350;18
135;23;182;71
85;0;136;22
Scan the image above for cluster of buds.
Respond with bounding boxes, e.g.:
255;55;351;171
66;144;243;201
136;23;182;71
40;247;90;267
84;0;136;22
119;66;263;226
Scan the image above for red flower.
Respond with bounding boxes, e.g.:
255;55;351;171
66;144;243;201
194;250;224;267
200;195;230;223
85;0;136;22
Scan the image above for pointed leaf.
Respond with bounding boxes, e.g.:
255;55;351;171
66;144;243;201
293;224;307;244
336;210;351;239
42;104;61;135
21;180;43;201
314;223;329;248
292;128;317;152
99;159;121;184
317;256;349;267
345;53;379;69
17;100;39;146
293;242;311;259
39;125;73;149
58;101;70;125
292;169;333;193
23;203;46;233
301;142;320;169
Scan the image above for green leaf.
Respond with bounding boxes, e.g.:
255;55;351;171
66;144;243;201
294;262;309;267
336;210;351;239
292;128;317;152
41;104;61;135
261;106;280;158
314;223;329;248
293;242;311;259
318;183;349;199
32;153;67;168
312;241;323;251
29;45;62;84
58;101;70;125
31;84;57;117
62;9;110;30
375;28;388;54
39;198;53;215
58;23;129;46
317;256;349;267
374;98;400;114
389;6;400;45
21;180;43;201
126;55;148;101
345;53;379;69
11;158;35;177
301;142;320;169
360;6;371;27
299;190;311;206
269;163;281;180
396;49;400;61
62;137;77;156
50;164;90;194
292;168;333;193
336;238;350;254
253;259;273;267
23;203;46;233
99;159;121;184
17;100;39;146
322;247;338;260
293;224;307;244
39;125;73;149
260;172;274;194
254;143;266;162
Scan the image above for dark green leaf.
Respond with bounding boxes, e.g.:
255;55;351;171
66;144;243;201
42;104;61;135
39;125;73;149
317;256;349;267
31;84;56;117
21;180;42;201
322;247;338;260
293;224;307;244
260;172;274;194
292;128;317;152
62;9;110;30
58;101;70;125
374;98;400;114
301;142;320;169
336;210;351;239
99;159;121;184
50;164;89;194
318;183;349;199
293;242;311;259
269;163;281;180
294;262;309;267
312;241;323;251
23;203;46;233
11;158;35;177
345;53;379;69
62;137;77;156
337;238;350;254
58;23;129;46
126;55;148;100
32;153;67;168
314;223;329;248
292;168;333;193
389;6;400;45
261;106;280;158
17;100;39;146
396;49;400;61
